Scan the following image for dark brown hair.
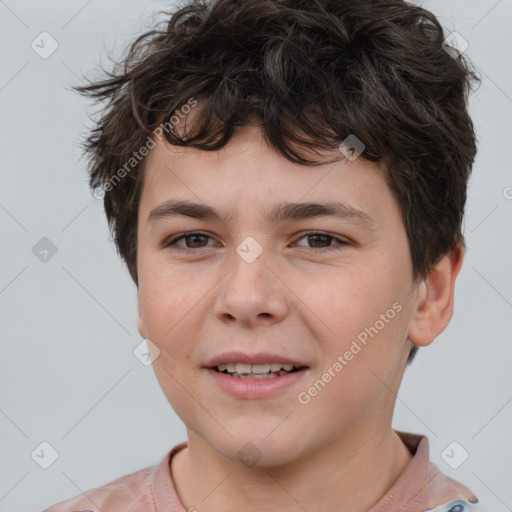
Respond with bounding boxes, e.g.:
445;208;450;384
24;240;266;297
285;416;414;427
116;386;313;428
73;0;480;364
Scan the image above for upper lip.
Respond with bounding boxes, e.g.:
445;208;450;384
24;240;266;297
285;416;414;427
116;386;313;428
204;351;309;368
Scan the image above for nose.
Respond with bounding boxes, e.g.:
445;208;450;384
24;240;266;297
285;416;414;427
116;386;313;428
213;242;289;327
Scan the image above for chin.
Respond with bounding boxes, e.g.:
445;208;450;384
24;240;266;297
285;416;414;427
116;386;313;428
207;430;308;469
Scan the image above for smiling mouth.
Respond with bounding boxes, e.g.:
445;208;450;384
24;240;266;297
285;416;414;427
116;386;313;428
212;363;306;379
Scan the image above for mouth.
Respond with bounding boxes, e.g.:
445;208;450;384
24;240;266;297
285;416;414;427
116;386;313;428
203;352;310;397
206;363;310;399
211;363;307;379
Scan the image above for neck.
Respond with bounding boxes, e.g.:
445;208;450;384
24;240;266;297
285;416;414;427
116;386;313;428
171;426;413;512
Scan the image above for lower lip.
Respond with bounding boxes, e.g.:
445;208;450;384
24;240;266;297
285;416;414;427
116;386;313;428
205;368;310;399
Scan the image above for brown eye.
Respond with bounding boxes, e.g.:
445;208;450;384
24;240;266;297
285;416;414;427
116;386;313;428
165;232;216;251
295;231;350;251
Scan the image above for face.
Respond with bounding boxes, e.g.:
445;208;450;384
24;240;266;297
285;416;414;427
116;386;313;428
136;125;420;467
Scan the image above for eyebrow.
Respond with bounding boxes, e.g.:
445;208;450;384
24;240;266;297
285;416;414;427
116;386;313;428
147;200;376;229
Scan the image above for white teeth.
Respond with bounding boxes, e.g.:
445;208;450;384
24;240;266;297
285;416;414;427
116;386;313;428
251;363;271;374
226;371;288;379
217;363;299;374
235;363;252;374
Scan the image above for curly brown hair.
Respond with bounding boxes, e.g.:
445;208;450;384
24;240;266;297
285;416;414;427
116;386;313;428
73;0;480;364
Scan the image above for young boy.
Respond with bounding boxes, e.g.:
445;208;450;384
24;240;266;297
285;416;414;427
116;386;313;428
45;0;483;510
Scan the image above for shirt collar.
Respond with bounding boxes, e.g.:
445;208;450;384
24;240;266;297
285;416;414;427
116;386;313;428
369;431;478;511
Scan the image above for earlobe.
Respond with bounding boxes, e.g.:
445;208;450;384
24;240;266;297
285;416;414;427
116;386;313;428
407;244;464;348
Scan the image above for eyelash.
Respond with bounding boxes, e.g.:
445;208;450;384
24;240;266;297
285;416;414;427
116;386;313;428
164;231;350;253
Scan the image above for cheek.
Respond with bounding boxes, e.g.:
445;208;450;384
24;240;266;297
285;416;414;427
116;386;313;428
138;270;203;415
309;264;409;368
139;256;204;323
306;266;391;332
137;267;200;363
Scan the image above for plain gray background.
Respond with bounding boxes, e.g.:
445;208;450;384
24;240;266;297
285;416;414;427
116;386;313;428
0;0;511;510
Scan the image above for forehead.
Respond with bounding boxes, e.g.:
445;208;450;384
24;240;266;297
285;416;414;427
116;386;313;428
138;125;398;228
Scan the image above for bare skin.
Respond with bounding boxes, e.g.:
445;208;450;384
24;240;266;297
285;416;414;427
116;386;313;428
135;125;463;511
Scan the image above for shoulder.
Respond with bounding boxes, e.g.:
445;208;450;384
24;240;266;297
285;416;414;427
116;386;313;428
425;498;486;512
41;464;156;512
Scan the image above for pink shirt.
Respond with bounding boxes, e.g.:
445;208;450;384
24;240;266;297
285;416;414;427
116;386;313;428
43;431;480;512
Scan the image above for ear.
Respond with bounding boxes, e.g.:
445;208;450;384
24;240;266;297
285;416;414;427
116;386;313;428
136;293;146;339
407;243;464;347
